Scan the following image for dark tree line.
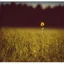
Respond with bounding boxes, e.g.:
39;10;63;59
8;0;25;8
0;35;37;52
0;2;64;28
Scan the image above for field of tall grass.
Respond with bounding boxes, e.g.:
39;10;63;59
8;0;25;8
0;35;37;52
0;27;64;62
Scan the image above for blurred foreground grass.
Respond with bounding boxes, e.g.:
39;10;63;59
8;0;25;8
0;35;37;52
0;27;64;62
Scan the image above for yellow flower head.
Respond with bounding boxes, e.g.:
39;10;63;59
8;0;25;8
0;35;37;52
40;22;45;27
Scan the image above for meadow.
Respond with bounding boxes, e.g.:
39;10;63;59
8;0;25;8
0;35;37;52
0;27;64;62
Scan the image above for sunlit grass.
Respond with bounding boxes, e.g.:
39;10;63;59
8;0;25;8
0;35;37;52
0;27;64;62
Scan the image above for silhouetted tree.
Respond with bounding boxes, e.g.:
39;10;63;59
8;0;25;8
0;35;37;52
0;3;64;28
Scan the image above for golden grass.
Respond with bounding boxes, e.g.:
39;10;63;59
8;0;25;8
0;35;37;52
0;27;64;62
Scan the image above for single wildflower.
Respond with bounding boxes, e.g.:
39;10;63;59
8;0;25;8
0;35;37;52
40;22;45;33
